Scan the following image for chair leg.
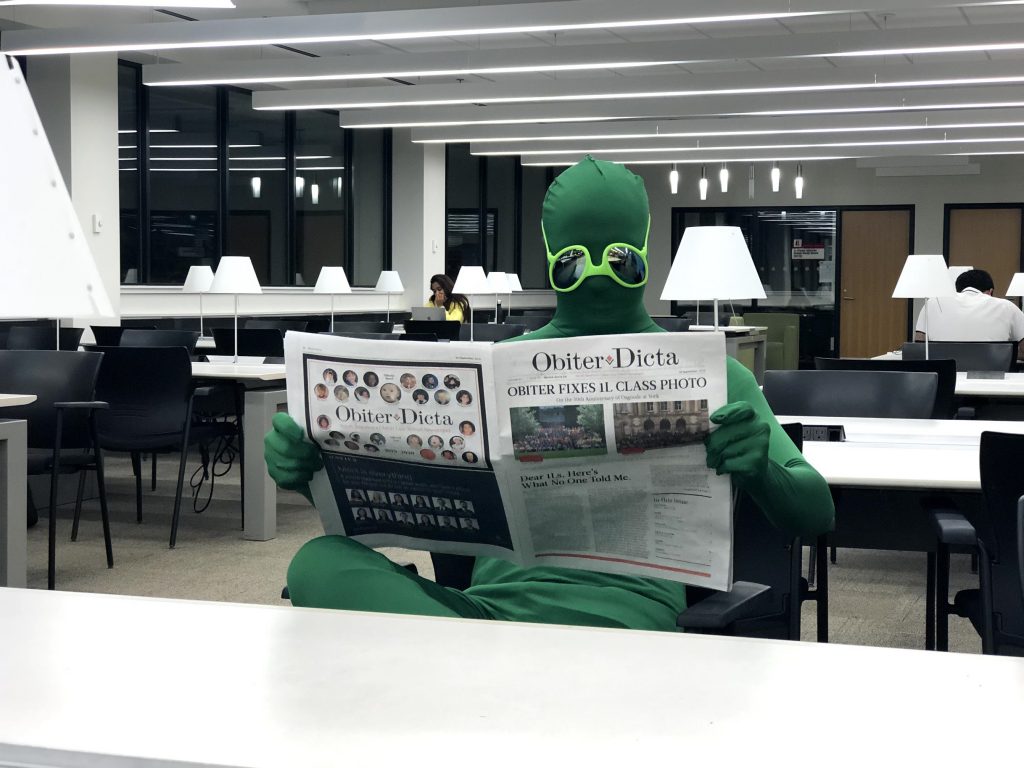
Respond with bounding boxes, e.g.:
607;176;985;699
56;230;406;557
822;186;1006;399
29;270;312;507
816;534;829;643
170;417;194;549
47;411;64;591
977;542;995;654
830;545;837;564
131;451;143;523
925;552;936;651
151;452;157;491
71;471;86;542
936;544;950;652
234;384;245;531
807;543;817;587
91;419;114;569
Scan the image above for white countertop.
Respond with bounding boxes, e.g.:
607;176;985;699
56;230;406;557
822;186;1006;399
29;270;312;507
0;588;1021;766
191;362;286;381
0;393;36;408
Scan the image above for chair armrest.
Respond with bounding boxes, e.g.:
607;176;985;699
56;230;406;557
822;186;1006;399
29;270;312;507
955;406;976;420
53;400;109;410
931;510;977;548
192;386;218;398
676;581;772;631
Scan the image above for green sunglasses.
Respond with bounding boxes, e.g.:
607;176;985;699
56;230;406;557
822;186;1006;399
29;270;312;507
543;217;650;293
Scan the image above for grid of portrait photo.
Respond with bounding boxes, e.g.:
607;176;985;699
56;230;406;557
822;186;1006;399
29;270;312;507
346;487;481;533
306;358;487;468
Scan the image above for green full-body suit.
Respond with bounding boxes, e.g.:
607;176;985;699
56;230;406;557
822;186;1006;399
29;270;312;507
268;157;835;631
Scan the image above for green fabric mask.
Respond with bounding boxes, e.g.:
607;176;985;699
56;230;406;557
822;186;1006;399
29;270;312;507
537;156;661;337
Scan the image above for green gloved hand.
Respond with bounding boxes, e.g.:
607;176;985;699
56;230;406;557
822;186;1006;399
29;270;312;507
264;412;323;501
704;401;770;482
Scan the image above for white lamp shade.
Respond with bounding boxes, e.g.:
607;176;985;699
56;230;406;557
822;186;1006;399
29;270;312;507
660;226;766;301
892;255;956;299
453;265;489;295
374;270;405;293
209;256;263;294
1;58;114;319
1006;273;1024;297
947;265;973;285
506;274;523;292
182;265;215;293
314;266;352;294
486;271;511;293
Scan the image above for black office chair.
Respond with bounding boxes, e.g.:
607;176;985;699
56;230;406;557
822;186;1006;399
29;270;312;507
404;320;461;341
212;327;284;359
902;341;1016;372
458;324;526;342
90;346;219;548
120;329;201;354
91;326;128;347
330;320;394;334
815;357;957;419
763;370;938;419
652;317;693;332
0;350;113;589
513;315;552;332
6;325;85;351
245;319;309;332
932;431;1024;655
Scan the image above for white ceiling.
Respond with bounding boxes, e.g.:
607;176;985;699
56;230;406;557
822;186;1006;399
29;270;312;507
6;0;1024;164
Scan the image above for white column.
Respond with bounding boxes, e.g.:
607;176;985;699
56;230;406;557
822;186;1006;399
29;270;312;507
391;129;446;310
29;54;121;327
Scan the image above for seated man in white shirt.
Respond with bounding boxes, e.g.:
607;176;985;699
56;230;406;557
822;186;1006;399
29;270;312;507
915;268;1024;357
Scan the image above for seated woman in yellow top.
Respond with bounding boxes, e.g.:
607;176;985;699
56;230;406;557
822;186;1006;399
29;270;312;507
426;273;470;322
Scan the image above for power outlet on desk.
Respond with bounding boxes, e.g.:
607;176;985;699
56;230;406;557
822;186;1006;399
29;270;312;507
802;425;846;442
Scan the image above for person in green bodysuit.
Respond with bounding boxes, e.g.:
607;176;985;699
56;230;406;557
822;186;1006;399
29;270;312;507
265;156;835;632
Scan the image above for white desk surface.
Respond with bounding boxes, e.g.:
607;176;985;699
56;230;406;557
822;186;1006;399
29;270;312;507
955;371;1024;396
1;588;1022;767
0;393;35;408
778;416;1024;490
190;361;286;381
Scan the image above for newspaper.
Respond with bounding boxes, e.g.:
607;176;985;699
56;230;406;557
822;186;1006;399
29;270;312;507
285;330;733;589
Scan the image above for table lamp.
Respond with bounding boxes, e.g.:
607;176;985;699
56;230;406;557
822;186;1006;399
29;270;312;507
485;271;511;324
506;273;523;317
374;270;404;324
314;266;352;332
452;265;488;340
209;256;263;363
182;265;214;338
1;56;115;344
1006;272;1024;306
892;254;956;360
660;226;765;329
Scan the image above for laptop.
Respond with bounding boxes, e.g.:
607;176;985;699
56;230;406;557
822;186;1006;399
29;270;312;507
411;306;446;321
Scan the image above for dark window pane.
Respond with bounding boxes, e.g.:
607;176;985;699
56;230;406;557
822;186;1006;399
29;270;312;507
485;155;516;275
147;85;218;284
519;165;549;289
295;110;345;287
227;89;287;285
445;143;481;276
351;128;387;286
118;63;140;284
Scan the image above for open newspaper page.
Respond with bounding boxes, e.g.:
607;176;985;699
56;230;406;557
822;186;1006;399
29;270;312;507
284;331;526;559
492;332;732;590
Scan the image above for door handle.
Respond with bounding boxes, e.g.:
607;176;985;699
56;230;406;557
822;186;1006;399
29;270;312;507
842;296;855;300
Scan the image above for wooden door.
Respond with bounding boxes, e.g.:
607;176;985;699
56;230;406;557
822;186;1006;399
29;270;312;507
947;207;1022;297
839;209;912;358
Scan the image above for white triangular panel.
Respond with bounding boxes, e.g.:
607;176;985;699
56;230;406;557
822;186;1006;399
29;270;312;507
0;57;114;319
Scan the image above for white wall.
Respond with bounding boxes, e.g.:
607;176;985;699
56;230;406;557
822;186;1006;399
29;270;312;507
29;54;121;326
635;156;1024;317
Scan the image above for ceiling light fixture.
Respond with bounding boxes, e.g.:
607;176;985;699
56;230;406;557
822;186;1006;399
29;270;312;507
771;162;781;193
795;164;804;200
669;164;679;195
250;176;261;200
0;1;233;5
719;164;729;194
699;166;708;201
294;176;305;198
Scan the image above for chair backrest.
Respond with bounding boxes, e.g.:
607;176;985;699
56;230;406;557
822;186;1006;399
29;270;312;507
652;316;692;332
330;320;395;334
815;357;957;419
458;323;526;342
400;333;438;342
515;309;554;318
212;327;284;357
763;370;938;419
91;326;126;346
976;431;1024;652
119;328;200;353
7;325;84;351
902;341;1015;372
514;315;552;332
403;320;462;341
93;346;194;444
245;318;309;332
0;350;103;450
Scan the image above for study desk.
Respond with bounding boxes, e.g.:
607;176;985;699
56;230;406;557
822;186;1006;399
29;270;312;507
690;325;768;384
190;363;287;541
0;420;27;588
0;393;37;408
0;588;1021;767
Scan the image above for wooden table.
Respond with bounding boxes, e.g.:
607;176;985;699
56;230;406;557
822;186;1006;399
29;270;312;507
0;588;1021;766
191;363;287;541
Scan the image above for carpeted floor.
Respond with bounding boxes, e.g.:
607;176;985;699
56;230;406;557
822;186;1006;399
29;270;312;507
28;452;981;653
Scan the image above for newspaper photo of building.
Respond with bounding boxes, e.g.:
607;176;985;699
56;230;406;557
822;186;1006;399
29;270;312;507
612;399;710;453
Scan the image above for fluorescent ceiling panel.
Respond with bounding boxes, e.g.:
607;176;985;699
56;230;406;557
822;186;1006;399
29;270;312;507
0;0;232;5
0;0;833;55
253;61;1024;111
140;21;1024;87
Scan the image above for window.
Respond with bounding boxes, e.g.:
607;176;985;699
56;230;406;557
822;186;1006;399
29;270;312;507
117;63;140;284
294;110;346;287
351;128;389;286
